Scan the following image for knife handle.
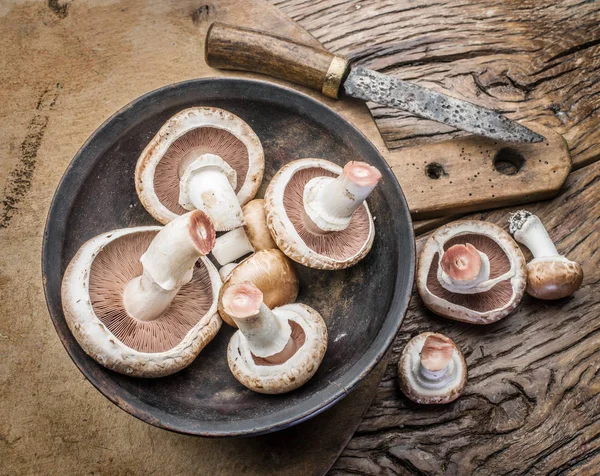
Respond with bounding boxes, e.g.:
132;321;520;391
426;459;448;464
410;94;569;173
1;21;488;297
205;23;349;98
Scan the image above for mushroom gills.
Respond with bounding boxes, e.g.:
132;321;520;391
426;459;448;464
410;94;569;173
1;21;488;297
178;153;244;231
224;282;327;394
303;161;381;233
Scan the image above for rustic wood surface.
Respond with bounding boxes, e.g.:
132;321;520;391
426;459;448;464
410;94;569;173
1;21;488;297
0;1;393;474
273;0;600;473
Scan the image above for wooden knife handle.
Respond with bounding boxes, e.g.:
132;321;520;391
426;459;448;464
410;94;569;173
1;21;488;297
205;23;349;98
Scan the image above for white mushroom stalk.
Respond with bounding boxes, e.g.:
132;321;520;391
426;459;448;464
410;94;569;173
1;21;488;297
417;334;456;385
509;210;558;258
222;282;293;360
178;153;244;231
211;199;277;266
437;243;492;294
303;161;382;233
218;262;239;282
123;210;216;322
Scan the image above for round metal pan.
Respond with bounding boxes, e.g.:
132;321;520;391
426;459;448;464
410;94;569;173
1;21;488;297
42;78;415;437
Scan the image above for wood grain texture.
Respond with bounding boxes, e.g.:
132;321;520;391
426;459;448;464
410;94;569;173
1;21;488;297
272;0;600;473
274;0;600;170
329;161;600;474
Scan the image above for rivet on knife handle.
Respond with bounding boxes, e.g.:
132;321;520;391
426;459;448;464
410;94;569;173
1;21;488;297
205;22;349;98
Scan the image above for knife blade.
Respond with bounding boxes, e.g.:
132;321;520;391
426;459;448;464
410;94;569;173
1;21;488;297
205;23;543;143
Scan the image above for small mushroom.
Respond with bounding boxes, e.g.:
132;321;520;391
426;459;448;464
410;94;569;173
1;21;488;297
264;159;381;270
211;199;277;266
61;210;222;377
398;332;467;404
135;107;264;231
224;282;327;394
509;210;583;299
417;220;527;324
218;249;299;327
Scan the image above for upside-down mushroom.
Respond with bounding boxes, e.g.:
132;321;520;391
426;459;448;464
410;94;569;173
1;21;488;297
218;249;299;327
135;107;264;231
211;199;277;266
224;282;327;394
398;332;467;404
264;159;381;270
417;220;527;324
509;210;583;299
61;210;222;377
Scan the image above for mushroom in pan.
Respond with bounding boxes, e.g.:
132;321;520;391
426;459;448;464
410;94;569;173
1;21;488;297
398;332;467;404
264;159;381;270
417;220;527;324
211;199;277;266
61;210;222;377
509;210;583;299
224;282;327;394
218;249;299;327
135;107;264;231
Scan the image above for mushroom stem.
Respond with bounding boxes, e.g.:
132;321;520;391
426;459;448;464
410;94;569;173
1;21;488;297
222;282;292;359
438;244;491;294
123;211;216;321
509;211;558;258
212;227;254;266
417;334;455;387
218;262;239;282
179;154;244;231
303;161;382;233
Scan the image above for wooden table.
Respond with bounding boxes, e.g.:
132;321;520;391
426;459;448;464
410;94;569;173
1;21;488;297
274;0;600;473
1;1;598;474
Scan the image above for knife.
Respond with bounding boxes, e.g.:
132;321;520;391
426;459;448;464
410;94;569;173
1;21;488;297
205;23;543;143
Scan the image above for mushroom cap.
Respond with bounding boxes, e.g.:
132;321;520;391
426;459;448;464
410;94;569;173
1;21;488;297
242;199;277;251
218;249;299;327
417;220;527;324
526;257;583;300
61;226;222;378
135;107;264;225
398;332;467;404
264;158;375;270
227;303;327;394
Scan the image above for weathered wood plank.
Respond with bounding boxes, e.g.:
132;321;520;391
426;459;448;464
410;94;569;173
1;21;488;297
274;0;600;169
327;160;600;474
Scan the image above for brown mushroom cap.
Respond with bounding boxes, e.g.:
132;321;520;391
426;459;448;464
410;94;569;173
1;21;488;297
242;199;276;251
526;258;584;300
218;249;299;327
264;159;375;270
398;332;467;404
417;220;527;324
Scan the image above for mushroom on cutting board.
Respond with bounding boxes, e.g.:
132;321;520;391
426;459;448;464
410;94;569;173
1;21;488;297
417;220;527;324
398;332;467;404
211;199;277;266
135;107;264;231
509;210;583;299
264;158;381;270
218;249;299;327
61;210;222;377
224;282;327;394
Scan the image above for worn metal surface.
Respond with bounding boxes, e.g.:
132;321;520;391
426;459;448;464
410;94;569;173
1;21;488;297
344;67;544;143
42;78;415;437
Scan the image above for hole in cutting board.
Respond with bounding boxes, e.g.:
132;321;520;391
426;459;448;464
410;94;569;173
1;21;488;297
425;162;446;180
493;148;525;175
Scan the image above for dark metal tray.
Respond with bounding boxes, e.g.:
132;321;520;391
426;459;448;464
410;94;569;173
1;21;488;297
42;78;415;436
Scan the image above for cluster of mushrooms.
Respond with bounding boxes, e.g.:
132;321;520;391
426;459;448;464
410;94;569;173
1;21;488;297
401;212;583;404
61;107;382;394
